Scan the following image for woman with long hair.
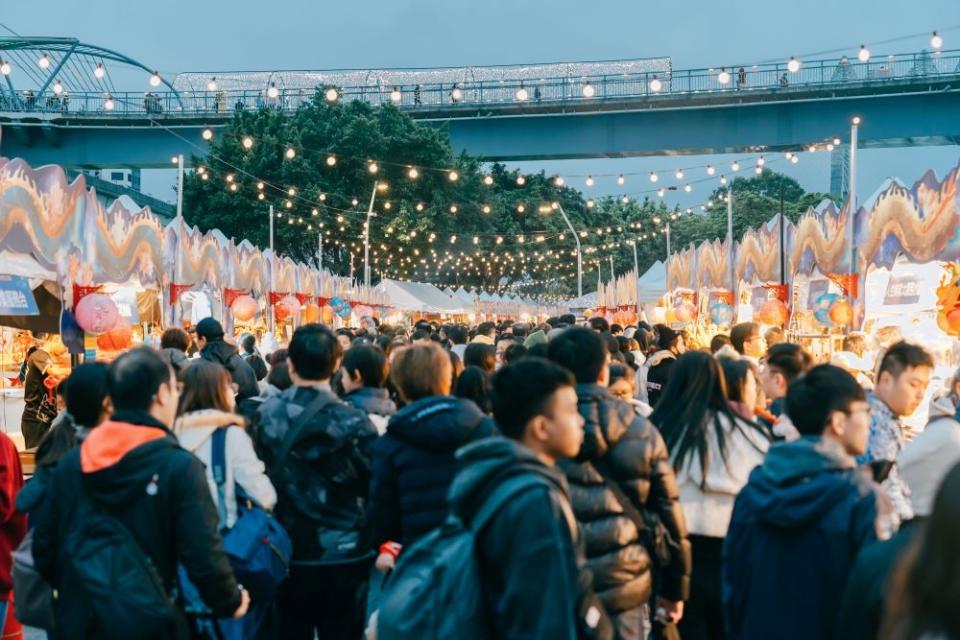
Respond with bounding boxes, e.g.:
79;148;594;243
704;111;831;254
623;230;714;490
719;358;761;423
649;351;771;640
883;462;960;639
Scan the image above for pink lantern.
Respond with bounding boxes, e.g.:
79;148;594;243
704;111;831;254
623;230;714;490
231;294;258;322
275;295;302;322
75;293;119;335
354;305;373;318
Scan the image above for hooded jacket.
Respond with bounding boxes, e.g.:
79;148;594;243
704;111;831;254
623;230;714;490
31;411;241;639
367;395;494;547
343;387;397;435
174;410;277;528
644;350;676;407
199;340;259;401
560;383;691;612
723;437;885;640
898;391;960;517
448;437;612;640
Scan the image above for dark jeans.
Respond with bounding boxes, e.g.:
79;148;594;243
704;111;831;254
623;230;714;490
278;561;371;640
677;535;726;640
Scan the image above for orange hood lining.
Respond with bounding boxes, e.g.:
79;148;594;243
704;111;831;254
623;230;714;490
80;421;168;473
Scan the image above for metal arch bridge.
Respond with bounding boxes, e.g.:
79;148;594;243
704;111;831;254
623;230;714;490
1;41;959;171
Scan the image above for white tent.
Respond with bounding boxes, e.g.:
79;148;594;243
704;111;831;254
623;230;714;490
375;279;467;314
637;261;668;303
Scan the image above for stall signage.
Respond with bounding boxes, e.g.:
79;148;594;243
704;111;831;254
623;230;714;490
0;276;38;315
883;274;920;306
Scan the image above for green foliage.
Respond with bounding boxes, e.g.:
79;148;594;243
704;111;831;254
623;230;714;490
183;94;826;297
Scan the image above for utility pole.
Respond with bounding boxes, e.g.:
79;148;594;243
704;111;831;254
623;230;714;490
364;181;379;288
555;204;583;298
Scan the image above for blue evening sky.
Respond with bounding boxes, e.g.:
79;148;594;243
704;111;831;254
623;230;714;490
2;0;958;206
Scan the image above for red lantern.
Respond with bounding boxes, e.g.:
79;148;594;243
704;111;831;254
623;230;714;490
756;299;789;327
96;317;133;351
948;308;960;335
275;295;302;322
75;293;119;335
829;299;854;326
231;294;258;322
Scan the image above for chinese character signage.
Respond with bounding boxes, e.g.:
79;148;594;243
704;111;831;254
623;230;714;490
0;276;39;316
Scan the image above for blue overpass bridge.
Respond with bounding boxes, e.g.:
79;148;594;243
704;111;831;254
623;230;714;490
1;38;959;177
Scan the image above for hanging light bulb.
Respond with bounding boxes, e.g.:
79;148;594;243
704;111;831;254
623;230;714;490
582;82;595;98
242;136;254;149
416;203;425;212
787;57;801;73
448;170;459;182
326;155;337;166
256;181;264;190
833;137;842;145
586;199;595;208
202;128;214;141
757;155;766;166
92;63;104;79
785;152;793;160
407;167;419;179
52;80;63;95
482;204;492;214
368;161;379;174
352;197;359;206
617;174;625;186
585;175;595;187
206;77;218;91
621;195;630;204
389;86;402;103
450;84;463;102
517;204;526;213
675;169;684;180
931;31;943;50
657;188;665;197
325;87;339;102
103;95;115;111
706;164;716;176
516;175;526;186
649;75;662;92
827;143;835;151
791;155;799;164
755;165;763;175
684;184;692;193
287;187;296;196
285;147;296;160
808;144;817;152
717;68;731;84
483;174;494;185
318;193;327;201
450;205;458;213
515;84;529;101
731;160;741;172
149;71;161;87
858;45;871;63
37;54;50;70
554;176;564;186
265;82;280;99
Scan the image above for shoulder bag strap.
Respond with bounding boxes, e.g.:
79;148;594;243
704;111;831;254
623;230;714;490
275;392;335;469
593;459;647;535
470;474;550;533
211;427;229;531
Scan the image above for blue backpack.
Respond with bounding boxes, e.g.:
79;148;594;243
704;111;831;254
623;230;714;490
377;473;548;640
210;426;292;602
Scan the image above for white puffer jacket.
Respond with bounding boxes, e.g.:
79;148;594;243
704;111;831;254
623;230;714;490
175;410;277;528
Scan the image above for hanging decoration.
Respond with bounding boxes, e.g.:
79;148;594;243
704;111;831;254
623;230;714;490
169;283;194;306
935;262;960;336
231;294;259;322
275;295;302;322
97;317;133;351
813;292;842;328
74;293;119;335
756;299;789;327
709;301;735;325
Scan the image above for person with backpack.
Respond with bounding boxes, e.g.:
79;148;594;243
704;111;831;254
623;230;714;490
548;328;691;640
195;318;259;402
377;357;612;640
341;344;397;435
255;323;379;640
31;347;248;639
239;334;268;383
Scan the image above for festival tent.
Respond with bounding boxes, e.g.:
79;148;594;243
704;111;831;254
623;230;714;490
375;279;467;314
637;261;668;304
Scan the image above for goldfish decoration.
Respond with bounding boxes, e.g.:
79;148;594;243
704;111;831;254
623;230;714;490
936;262;960;336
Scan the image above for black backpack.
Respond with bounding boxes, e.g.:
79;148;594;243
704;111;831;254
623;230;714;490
65;483;178;639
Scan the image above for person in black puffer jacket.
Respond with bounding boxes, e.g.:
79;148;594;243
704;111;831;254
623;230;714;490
549;328;692;640
367;342;495;549
195;318;259;401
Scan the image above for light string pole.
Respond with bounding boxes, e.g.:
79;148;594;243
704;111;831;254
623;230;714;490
364;180;379;288
555;204;583;298
848;116;860;312
727;186;736;297
268;203;275;333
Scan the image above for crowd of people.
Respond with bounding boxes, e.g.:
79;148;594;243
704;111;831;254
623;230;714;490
3;313;960;640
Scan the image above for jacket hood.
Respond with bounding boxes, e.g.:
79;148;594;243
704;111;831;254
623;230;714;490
344;387;397;417
448;437;565;520
174;410;242;451
160;347;188;368
79;411;181;509
927;391;957;422
647;350;676;367
387;395;491;452
747;436;860;529
202;340;239;366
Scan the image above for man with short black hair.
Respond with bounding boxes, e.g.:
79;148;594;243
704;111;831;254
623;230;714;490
448;324;469;360
724;364;886;640
474;321;496;345
33;347;248;636
730;322;765;360
549;328;690;639
256;324;379;639
759;343;814;438
560;313;577;326
495;335;520;370
449;358;612;639
195;317;259;400
588;317;610;333
858;341;934;527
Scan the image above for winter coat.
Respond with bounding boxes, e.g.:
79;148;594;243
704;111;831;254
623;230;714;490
367;395;494;547
898;392;960;517
343;387;397;435
200;340;259;401
449;437;613;640
174;410;277;528
724;436;885;640
644;350;676;407
32;411;241;638
160;347;189;375
836;519;924;640
242;351;268;382
256;385;379;564
668;410;770;538
560;383;691;613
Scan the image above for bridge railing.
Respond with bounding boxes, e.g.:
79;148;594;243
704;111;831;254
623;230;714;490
2;49;958;117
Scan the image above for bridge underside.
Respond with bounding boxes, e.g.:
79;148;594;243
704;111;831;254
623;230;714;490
1;89;958;168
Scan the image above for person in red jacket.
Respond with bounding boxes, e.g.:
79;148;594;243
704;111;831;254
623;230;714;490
0;430;27;638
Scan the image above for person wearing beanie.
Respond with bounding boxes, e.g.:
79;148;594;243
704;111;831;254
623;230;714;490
641;324;686;408
195;317;259;401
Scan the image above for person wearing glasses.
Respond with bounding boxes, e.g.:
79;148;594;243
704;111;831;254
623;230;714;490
730;322;766;362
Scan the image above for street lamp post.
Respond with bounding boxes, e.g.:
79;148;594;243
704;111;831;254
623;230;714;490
364;181;379;288
268;204;275;333
726;188;736;296
555;204;583;298
848;117;860;311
